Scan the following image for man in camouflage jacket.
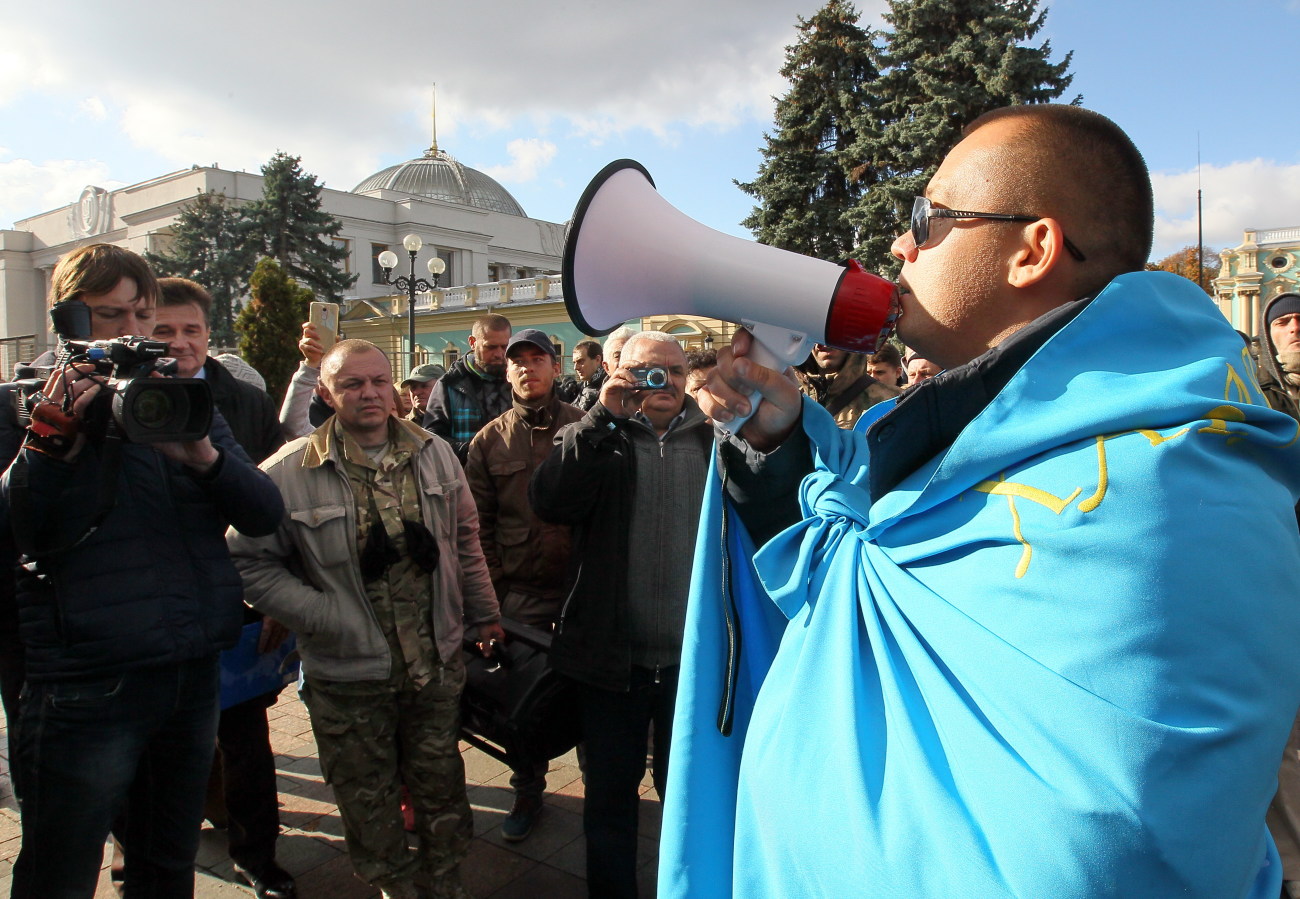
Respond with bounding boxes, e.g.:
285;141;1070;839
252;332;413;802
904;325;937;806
228;340;503;899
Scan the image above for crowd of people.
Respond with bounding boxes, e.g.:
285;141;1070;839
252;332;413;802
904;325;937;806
1;101;1299;899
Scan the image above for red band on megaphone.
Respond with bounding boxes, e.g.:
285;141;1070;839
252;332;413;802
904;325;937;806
824;260;900;353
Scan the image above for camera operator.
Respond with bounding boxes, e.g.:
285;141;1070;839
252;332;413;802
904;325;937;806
0;245;285;897
0;246;161;758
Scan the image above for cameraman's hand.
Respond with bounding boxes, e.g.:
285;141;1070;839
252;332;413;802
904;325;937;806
154;435;219;474
597;365;641;419
299;322;325;369
143;371;220;474
697;329;802;453
42;362;105;419
29;363;105;460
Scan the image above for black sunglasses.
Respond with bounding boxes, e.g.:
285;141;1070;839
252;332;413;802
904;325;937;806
910;196;1086;262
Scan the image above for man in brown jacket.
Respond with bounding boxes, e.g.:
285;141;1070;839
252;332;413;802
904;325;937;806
465;329;583;842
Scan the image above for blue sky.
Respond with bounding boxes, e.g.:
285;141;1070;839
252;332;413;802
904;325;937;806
2;0;1296;266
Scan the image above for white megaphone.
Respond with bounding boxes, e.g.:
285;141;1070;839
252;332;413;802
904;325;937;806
563;159;900;434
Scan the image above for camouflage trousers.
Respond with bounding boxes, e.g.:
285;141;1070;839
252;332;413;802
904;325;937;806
302;662;472;888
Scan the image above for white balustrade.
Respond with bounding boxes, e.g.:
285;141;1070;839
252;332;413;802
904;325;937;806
1257;228;1300;245
376;275;563;316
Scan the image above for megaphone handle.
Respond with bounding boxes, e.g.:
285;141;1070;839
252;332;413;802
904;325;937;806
715;334;786;439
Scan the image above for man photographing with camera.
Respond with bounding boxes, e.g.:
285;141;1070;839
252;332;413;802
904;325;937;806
529;331;710;896
0;244;285;897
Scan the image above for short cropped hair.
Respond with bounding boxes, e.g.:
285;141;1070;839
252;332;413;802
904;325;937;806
158;277;212;323
623;331;685;362
867;343;902;368
574;338;603;360
627;331;679;347
321;338;389;384
472;313;511;338
49;244;158;309
964;104;1153;296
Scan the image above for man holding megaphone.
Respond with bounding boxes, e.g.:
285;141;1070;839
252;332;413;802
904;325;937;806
657;104;1300;898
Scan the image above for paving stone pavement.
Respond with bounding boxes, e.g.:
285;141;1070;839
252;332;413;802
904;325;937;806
0;691;663;898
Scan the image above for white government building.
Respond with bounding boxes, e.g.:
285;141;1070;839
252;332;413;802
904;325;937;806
0;140;569;374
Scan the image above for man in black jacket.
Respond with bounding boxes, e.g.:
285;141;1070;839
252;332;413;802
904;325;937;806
566;338;606;410
0;245;284;897
530;331;710;897
154;278;294;898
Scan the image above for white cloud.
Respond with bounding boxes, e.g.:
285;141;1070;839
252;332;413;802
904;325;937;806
481;139;557;184
1151;159;1300;260
77;97;107;121
0;0;886;228
0;156;123;229
0;42;61;105
0;0;838;175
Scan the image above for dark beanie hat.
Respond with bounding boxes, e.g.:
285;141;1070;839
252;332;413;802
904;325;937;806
1266;293;1300;328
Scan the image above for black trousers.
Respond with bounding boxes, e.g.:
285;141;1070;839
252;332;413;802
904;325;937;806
217;691;283;868
579;665;679;899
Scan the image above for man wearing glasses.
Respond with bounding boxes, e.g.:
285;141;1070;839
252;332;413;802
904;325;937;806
664;105;1300;898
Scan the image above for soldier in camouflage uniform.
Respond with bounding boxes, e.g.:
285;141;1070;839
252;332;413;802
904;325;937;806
229;340;503;899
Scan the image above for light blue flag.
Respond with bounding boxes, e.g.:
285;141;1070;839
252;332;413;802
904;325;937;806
661;272;1300;898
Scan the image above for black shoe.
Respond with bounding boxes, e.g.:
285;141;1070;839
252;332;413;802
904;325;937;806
234;860;297;899
501;795;542;842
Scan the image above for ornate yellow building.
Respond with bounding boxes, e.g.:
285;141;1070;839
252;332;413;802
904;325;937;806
1215;226;1300;337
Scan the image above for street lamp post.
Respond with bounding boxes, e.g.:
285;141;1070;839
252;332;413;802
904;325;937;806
378;234;446;372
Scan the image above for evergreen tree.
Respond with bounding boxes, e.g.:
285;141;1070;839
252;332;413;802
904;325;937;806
849;0;1076;272
243;152;356;302
237;257;314;403
145;190;254;347
736;1;879;262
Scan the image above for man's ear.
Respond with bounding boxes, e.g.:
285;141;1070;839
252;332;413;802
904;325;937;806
1008;219;1068;289
316;380;336;410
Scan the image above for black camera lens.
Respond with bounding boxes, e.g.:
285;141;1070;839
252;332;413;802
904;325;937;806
129;385;184;430
628;366;670;390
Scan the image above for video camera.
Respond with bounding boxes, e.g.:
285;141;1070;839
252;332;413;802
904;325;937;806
13;299;213;444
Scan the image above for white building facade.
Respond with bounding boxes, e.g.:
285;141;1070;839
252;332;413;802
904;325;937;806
0;146;566;370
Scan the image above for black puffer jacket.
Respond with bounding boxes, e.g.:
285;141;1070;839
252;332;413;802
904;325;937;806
529;399;711;690
575;367;608;412
0;411;284;681
204;357;283;465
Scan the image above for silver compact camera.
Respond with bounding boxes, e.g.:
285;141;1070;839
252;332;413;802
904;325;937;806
626;366;669;391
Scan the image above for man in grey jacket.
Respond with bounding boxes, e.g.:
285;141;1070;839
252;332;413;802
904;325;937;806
228;339;503;899
530;331;711;897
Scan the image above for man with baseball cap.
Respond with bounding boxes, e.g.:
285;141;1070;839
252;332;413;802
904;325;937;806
465;329;583;842
400;363;445;424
